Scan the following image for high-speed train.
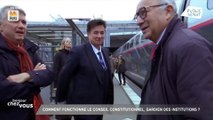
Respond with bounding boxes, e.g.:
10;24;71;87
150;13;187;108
113;0;213;88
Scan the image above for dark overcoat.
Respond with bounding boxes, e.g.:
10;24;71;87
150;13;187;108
0;34;53;120
138;16;213;120
53;49;70;87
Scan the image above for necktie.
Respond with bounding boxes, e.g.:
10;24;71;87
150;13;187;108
97;52;107;70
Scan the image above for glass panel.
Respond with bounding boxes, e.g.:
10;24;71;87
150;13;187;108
207;0;213;9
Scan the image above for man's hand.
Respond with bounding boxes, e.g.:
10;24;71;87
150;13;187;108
7;73;31;83
7;63;47;83
34;63;46;70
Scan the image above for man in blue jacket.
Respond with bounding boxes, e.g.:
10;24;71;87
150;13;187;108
135;0;213;120
0;5;53;120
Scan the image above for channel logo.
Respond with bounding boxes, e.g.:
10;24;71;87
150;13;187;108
8;10;19;21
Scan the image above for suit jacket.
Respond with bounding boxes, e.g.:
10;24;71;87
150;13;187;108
56;42;114;104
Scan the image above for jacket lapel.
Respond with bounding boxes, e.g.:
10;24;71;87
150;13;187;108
83;43;103;84
102;48;112;80
102;49;110;69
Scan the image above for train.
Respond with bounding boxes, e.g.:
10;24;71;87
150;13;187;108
113;0;213;88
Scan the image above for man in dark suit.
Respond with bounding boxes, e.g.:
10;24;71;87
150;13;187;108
56;19;114;120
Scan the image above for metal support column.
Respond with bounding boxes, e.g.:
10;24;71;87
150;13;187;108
105;28;110;47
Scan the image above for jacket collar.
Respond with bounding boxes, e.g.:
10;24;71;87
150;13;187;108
158;15;183;47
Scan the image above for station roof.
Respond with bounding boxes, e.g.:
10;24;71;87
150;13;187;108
26;19;140;49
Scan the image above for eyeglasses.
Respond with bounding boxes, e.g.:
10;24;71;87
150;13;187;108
134;3;168;20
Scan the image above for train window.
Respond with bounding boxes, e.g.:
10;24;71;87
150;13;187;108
130;41;133;48
175;0;186;15
127;43;130;49
186;0;213;43
124;43;127;50
207;0;213;9
140;33;145;40
187;0;213;27
135;35;140;45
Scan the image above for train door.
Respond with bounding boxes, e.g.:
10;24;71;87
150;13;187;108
182;0;213;44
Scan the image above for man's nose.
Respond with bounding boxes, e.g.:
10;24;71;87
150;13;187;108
136;17;145;26
97;33;102;37
17;21;26;28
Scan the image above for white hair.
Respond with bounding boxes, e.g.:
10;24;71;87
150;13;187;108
159;0;177;13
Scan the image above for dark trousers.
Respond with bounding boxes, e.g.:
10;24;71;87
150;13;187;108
118;72;126;85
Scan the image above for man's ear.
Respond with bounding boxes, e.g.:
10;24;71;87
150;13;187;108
165;5;175;20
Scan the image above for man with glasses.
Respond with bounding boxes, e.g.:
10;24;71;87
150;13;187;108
135;0;213;120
